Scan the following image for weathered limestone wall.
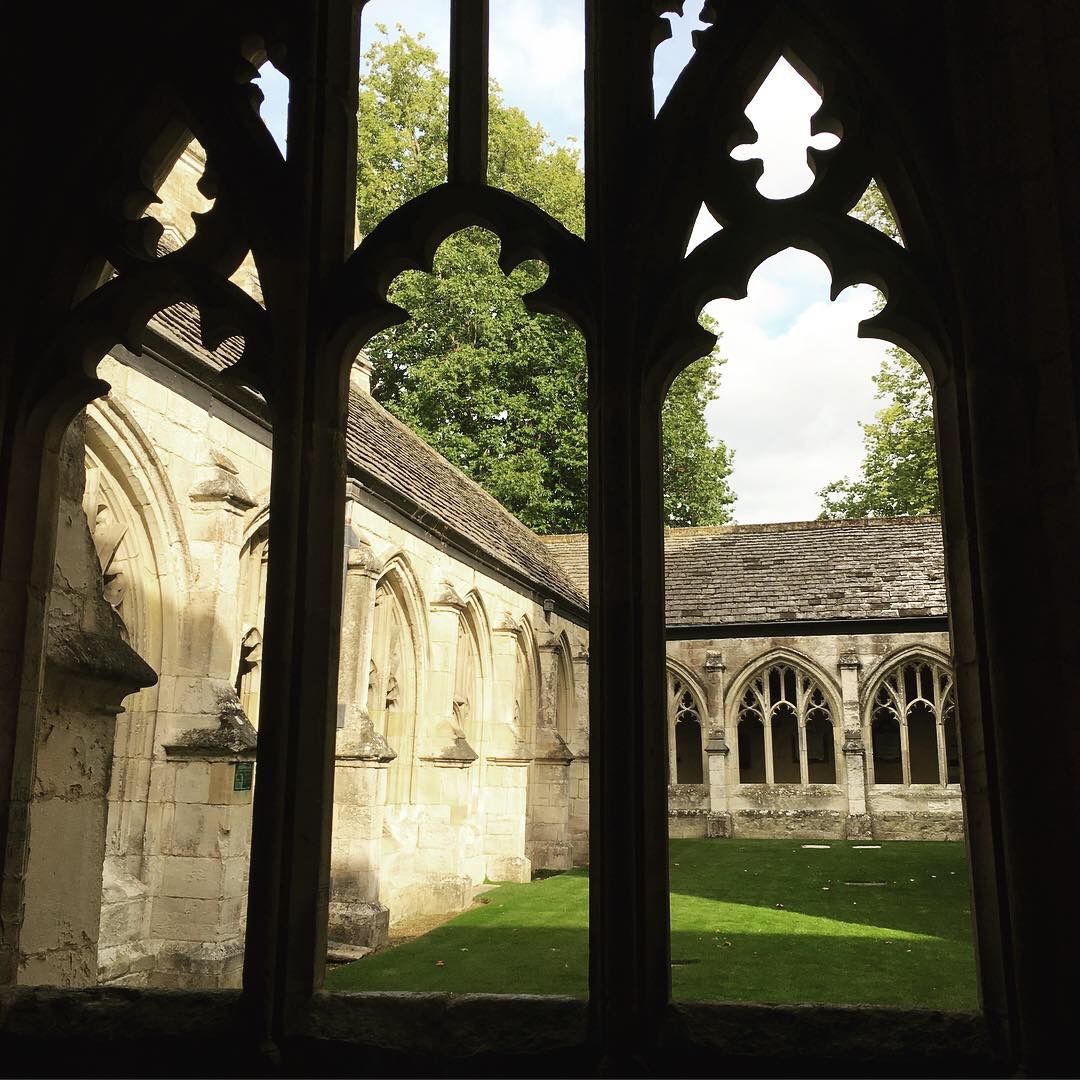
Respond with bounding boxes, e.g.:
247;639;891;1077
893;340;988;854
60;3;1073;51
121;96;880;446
90;355;270;987
19;418;156;986
338;490;587;936
667;630;961;841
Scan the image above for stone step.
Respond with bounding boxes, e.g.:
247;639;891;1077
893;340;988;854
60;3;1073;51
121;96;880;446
326;943;373;964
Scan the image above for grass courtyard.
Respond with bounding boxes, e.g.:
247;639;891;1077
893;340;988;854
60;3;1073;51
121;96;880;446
324;839;978;1011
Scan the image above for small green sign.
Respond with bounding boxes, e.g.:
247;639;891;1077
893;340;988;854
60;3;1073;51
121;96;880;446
234;761;254;792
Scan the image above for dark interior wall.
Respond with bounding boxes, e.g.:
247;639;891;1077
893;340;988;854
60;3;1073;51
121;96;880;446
1;1;1079;1075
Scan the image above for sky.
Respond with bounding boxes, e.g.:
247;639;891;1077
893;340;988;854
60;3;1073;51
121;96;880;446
255;2;894;524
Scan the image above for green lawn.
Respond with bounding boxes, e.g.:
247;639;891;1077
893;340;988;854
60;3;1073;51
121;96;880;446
324;839;978;1011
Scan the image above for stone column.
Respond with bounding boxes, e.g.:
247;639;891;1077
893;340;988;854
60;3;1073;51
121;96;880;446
152;712;257;988
527;631;573;871
328;539;394;953
483;615;533;883
838;651;871;838
702;651;732;838
568;640;590;865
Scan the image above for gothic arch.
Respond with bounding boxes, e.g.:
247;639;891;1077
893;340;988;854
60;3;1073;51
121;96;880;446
84;396;192;872
642;9;960;403
235;511;270;722
453;590;492;755
553;630;576;743
864;648;958;788
666;657;709;715
726;649;841;787
240;502;271;552
372;553;429;806
513;616;542;746
724;647;840;718
666;661;707;787
861;642;953;696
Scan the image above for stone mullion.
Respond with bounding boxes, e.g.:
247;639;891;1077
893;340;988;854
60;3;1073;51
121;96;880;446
899;698;913;786
763;707;776;785
934;668;949;788
666;686;677;784
586;1;670;1058
241;0;363;1047
795;679;808;786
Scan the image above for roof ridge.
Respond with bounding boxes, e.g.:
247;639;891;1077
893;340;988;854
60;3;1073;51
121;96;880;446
665;515;942;538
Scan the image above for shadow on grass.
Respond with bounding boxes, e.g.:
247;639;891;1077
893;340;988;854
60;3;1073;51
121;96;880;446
325;870;589;996
668;838;975;943
324;843;978;1010
669;928;977;1011
325;925;588;996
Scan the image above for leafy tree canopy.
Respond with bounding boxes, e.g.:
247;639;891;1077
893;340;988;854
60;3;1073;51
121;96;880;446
817;183;940;519
357;26;734;532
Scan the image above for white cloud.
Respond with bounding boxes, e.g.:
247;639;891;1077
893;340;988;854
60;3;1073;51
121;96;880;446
704;254;890;524
490;2;584;144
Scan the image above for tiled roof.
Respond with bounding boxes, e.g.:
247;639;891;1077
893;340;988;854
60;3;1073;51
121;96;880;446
144;306;587;615
151;302;244;372
542;517;947;627
143;302;944;628
344;390;587;613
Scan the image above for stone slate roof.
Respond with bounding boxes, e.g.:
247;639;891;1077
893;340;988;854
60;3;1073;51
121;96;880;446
144;306;588;615
542;517;947;627
343;389;587;613
144;303;944;628
151;302;244;372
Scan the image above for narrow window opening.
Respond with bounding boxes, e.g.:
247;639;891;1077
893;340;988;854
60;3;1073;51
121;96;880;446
737;718;766;784
770;703;801;784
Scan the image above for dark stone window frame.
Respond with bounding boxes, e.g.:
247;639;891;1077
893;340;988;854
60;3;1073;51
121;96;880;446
9;1;1079;1075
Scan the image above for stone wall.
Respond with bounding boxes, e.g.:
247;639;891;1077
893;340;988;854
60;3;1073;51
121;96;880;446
667;630;963;841
19;419;156;986
82;346;591;968
86;355;270;988
330;485;588;948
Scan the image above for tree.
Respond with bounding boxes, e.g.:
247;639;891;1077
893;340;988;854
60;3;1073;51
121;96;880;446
817;182;941;519
662;345;736;527
357;27;734;532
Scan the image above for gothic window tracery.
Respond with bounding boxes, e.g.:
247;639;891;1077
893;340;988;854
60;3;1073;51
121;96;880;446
869;657;958;787
735;662;836;785
668;671;704;786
